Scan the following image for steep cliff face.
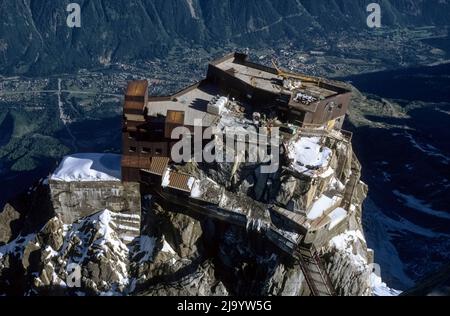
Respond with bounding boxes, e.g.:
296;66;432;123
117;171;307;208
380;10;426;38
1;0;450;75
316;150;371;296
0;198;307;296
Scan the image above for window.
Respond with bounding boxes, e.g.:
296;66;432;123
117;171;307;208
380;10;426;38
129;146;137;153
142;147;152;154
128;132;139;141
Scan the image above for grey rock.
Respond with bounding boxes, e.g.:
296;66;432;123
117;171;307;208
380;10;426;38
37;217;64;251
276;176;297;206
0;204;21;244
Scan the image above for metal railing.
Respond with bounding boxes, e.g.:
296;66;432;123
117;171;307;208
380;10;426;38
294;244;336;296
298;123;353;142
310;244;336;296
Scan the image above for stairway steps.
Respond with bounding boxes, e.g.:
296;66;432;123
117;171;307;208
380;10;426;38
297;245;335;296
110;212;141;244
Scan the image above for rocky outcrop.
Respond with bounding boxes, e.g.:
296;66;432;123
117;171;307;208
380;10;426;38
0;175;375;296
323;230;373;296
0;179;55;245
0;204;21;245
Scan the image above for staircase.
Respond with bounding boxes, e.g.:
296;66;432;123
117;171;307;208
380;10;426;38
342;153;361;210
110;212;141;244
295;245;335;296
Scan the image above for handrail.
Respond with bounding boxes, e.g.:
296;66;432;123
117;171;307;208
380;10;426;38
342;152;361;210
296;249;321;296
294;244;336;296
298;127;353;142
310;245;336;296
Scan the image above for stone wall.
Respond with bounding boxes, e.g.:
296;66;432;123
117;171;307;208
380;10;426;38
49;180;141;242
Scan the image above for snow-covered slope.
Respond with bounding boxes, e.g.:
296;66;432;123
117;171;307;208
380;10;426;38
51;154;121;182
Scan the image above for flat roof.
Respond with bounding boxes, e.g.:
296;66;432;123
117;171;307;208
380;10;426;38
146;83;219;127
214;53;341;101
167;172;193;193
300;83;337;99
216;59;284;95
147;157;170;176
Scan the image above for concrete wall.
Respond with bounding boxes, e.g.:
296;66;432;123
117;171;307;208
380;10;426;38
303;92;352;126
49;180;141;241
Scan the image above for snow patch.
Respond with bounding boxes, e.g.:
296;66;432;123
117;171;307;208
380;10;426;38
330;230;365;254
112;213;141;220
0;234;37;260
161;169;171;187
330;230;401;296
187;177;195;190
329;176;345;192
288;137;332;169
190;180;202;198
162;239;177;256
134;235;157;263
370;273;402;296
185;0;199;19
328;207;348;230
161;237;177;265
51;153;121;182
307;194;341;220
404;132;450;165
116;224;140;233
